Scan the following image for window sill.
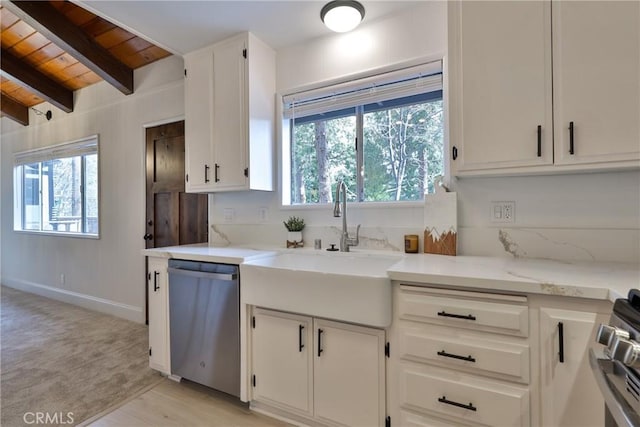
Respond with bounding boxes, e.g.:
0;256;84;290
13;229;100;239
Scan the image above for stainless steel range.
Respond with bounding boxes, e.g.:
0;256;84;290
592;290;640;427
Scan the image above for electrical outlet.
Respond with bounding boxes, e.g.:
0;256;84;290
223;208;235;223
258;207;268;223
490;201;515;223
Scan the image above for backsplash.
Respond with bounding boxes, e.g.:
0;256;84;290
209;223;639;264
209;169;640;264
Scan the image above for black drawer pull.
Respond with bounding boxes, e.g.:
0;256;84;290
153;271;160;292
204;164;210;183
299;325;305;352
317;328;324;357
437;350;476;363
569;121;575;155
437;311;476;321
438;396;477;412
558;321;565;363
537;125;542;157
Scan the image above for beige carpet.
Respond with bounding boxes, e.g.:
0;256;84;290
1;286;163;427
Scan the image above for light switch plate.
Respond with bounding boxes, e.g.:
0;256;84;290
490;201;515;223
223;208;235;223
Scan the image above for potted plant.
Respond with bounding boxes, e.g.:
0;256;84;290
284;216;305;248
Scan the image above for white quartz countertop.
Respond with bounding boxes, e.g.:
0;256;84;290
144;244;639;303
387;254;640;302
142;243;277;264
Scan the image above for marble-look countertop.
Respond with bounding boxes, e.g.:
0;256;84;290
142;243;277;264
144;244;639;303
387;254;639;302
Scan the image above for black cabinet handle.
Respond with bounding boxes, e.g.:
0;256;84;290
537;125;542;157
317;328;324;357
569;122;575;155
437;311;476;321
299;325;305;352
214;163;220;182
153;271;160;292
204;164;210;183
438;396;477;412
452;146;458;160
558;322;565;363
437;350;476;363
143;233;153;241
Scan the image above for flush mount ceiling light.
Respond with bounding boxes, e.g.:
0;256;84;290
321;0;366;33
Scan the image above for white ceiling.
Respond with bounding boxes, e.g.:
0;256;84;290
74;1;422;55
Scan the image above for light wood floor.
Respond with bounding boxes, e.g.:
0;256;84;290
86;379;288;426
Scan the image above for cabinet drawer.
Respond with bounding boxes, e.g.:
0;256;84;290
398;286;528;337
399;362;530;427
398;324;530;384
399;409;475;427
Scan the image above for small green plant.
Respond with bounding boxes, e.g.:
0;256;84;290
283;216;305;232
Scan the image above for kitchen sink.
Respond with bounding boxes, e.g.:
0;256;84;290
240;251;403;327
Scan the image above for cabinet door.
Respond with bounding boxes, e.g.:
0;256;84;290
553;1;640;166
148;257;169;373
211;36;249;190
449;0;553;173
184;50;214;192
539;308;605;427
252;308;313;416
314;319;386;427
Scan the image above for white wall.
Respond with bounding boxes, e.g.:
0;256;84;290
0;55;185;322
210;1;640;264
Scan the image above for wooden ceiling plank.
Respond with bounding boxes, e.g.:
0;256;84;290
62;4;97;27
8;31;50;58
1;20;36;48
81;18;116;38
0;8;20;31
94;27;135;50
1;93;29;126
26;42;65;66
3;0;133;95
1;48;73;112
9;86;43;106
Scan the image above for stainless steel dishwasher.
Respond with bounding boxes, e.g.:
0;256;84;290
168;259;239;397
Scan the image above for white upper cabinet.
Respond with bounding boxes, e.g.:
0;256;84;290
553;1;640;166
449;0;640;176
184;32;275;192
448;0;553;172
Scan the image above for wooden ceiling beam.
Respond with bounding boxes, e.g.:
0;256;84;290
0;48;74;113
4;0;134;95
1;94;29;126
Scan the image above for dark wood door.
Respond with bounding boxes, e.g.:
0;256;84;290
145;121;208;321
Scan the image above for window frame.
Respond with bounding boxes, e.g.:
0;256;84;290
281;60;446;207
13;135;100;239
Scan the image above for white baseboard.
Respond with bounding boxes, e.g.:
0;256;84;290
1;278;144;323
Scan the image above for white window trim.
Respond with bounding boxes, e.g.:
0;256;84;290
280;59;445;207
13;135;100;238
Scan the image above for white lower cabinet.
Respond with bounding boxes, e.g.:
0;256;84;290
538;306;609;427
251;309;313;416
147;256;170;374
390;284;531;427
314;319;386;427
399;362;529;426
251;307;386;426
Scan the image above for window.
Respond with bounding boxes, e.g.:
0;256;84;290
13;136;99;236
283;61;444;206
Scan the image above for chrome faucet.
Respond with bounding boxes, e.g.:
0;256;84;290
333;180;360;252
